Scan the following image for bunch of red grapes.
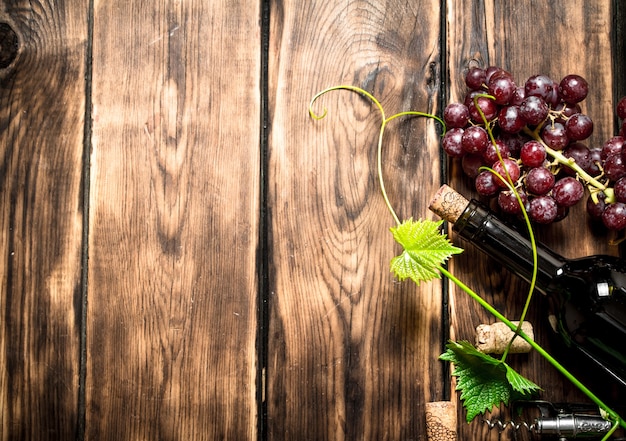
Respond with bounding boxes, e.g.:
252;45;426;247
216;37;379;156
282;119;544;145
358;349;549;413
442;65;626;230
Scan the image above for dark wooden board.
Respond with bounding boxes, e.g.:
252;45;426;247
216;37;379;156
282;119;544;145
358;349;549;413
85;1;260;439
0;1;624;440
0;2;86;439
266;1;446;439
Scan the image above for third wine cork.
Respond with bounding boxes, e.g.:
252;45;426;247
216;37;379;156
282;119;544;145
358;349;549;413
475;321;534;354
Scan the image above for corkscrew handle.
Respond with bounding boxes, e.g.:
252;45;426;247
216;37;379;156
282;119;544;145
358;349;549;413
535;413;613;438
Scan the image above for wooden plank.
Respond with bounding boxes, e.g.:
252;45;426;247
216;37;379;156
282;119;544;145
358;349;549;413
0;3;86;440
267;1;444;439
86;1;260;439
445;1;624;438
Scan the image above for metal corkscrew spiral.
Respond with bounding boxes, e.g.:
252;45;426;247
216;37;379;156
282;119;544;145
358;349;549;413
482;417;535;434
482;401;618;440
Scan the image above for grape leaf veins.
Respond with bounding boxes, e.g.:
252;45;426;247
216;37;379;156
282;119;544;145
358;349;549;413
440;340;541;422
390;218;463;285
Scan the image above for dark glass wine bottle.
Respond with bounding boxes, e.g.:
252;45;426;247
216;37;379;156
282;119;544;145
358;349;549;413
430;185;626;390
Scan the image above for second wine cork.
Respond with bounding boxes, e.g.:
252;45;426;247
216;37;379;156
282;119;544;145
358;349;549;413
475;321;534;354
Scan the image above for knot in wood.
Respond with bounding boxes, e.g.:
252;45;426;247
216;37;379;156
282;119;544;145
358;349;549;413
0;22;19;69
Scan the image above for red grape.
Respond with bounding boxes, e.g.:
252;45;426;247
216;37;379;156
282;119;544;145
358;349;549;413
541;122;569;150
462;126;489;154
461;154;484;178
525;74;555;101
558;74;588;104
587;192;607;220
443;103;470;128
554;205;570;222
545;85;561;108
467;94;499;123
482;139;510;165
520;96;549;125
500;133;526;157
492;158;521;187
488;75;516;105
552;177;584;207
529;196;558;224
465;67;486;90
525;167;555;195
510;86;526;106
602;202;626;230
565;113;593;140
601;136;624;160
498;189;528;215
498;105;526;133
442;128;465;158
475;171;499;196
586;148;602;176
520;140;547;167
485;66;512;84
604;154;626;182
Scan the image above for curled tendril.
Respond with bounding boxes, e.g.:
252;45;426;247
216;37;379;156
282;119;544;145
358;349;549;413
309;85;387;121
309;85;445;225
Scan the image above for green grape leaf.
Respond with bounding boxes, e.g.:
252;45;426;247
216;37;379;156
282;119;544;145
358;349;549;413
390;218;463;285
440;341;541;422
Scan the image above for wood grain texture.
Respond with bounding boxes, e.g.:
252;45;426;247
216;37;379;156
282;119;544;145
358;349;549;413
0;2;86;440
87;1;260;439
267;1;444;439
0;2;624;440
445;1;625;438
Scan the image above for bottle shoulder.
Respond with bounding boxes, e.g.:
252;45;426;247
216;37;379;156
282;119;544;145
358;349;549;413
551;255;626;334
555;255;626;299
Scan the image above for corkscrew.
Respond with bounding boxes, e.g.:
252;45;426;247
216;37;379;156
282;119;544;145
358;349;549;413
482;400;619;440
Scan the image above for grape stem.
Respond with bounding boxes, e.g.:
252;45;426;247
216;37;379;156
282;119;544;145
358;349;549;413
522;126;611;197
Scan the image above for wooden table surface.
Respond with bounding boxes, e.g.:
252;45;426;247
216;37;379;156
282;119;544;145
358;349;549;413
0;1;624;440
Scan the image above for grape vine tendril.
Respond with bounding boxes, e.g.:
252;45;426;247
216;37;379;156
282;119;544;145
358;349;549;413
309;85;445;226
472;92;539;361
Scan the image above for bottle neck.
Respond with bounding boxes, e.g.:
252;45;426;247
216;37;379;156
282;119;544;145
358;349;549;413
453;200;567;294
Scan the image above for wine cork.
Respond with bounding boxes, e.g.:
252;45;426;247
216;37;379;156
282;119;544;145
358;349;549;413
425;401;457;441
475;321;534;354
429;185;470;223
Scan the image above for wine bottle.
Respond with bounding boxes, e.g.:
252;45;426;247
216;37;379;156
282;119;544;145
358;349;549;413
429;184;626;390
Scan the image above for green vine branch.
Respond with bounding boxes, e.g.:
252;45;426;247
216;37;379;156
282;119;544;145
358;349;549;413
309;85;625;435
440;264;625;435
